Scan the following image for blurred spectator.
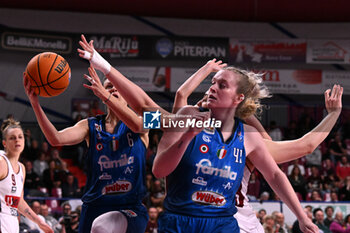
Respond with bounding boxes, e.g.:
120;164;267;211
40;141;51;160
313;208;331;233
324;206;334;228
145;207;158;233
309;189;323;201
61;211;79;233
305;145;322;168
287;159;305;176
284;120;298;140
20;201;45;232
150;179;165;207
306;166;323;191
62;173;81;198
288;165;307;200
59;202;72;224
330;212;350;233
259;191;270;202
263;215;275;233
33;152;49;178
24;160;43;197
268;121;283;141
330;190;339;202
40;203;62;233
51;149;63;168
257;209;266;225
336;156;350;180
323;172;341;193
322;158;336;177
72;104;88;121
23;129;33;157
292;207;313;233
274;212;291;233
345;215;350;229
89;99;104;117
43;160;62;193
297;114;315;138
27;139;41;161
339;176;350;201
329;132;348;164
247;172;260;200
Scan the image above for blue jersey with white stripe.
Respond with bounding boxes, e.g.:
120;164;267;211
81;115;147;206
164;118;246;217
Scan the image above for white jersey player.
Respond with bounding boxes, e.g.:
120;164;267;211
233;85;342;232
0;118;52;233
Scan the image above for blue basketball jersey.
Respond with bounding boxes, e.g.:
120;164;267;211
81;115;147;206
164;118;246;217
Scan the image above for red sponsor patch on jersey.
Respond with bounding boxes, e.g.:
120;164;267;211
5;195;20;208
191;191;226;206
102;181;132;195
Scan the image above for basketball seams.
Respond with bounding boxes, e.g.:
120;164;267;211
47;62;70;90
37;54;52;97
46;54;58;88
31;67;70;89
26;69;41;96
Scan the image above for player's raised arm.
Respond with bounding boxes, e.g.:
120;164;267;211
173;59;227;113
83;67;145;134
264;84;343;164
244;125;318;233
78;34;167;116
24;73;89;146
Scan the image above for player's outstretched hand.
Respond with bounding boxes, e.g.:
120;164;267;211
77;34;111;75
38;220;54;233
299;218;319;233
325;84;343;114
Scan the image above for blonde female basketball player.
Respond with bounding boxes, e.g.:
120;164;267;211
170;59;342;233
78;35;318;233
0;118;53;233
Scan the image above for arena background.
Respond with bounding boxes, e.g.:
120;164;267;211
0;0;350;228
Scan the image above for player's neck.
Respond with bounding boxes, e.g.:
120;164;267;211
105;113;119;126
5;152;20;172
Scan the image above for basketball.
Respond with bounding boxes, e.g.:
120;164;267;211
25;52;71;97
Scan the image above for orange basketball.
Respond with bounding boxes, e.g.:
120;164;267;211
25;52;71;97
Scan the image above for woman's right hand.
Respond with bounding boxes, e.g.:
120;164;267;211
325;84;343;114
205;58;227;73
23;72;38;103
299;217;319;233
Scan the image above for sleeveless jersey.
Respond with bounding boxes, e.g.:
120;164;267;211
81;115;147;206
234;166;263;232
0;153;24;233
164;119;246;217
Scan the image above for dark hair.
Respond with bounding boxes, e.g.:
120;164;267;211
325;206;334;212
313;208;323;217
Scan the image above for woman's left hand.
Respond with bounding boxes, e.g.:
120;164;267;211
83;66;110;102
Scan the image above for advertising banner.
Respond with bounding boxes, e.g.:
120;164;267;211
307;40;350;64
1;29;72;54
229;39;306;63
153;36;228;60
